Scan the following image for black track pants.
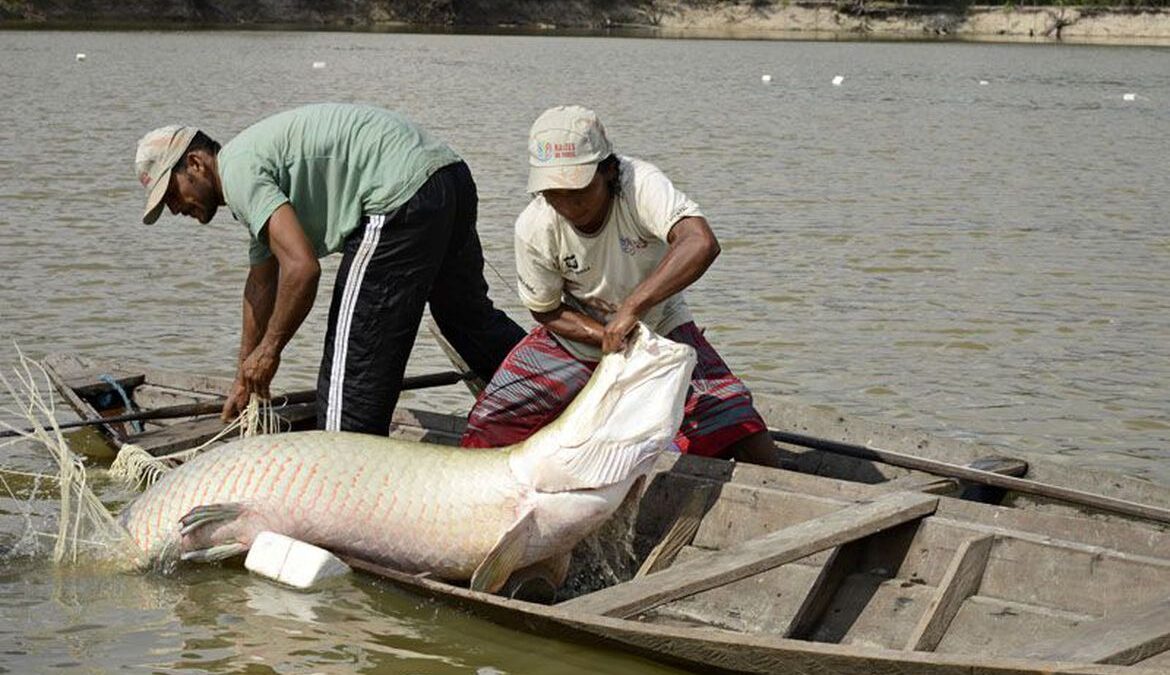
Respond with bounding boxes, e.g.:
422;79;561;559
315;161;525;434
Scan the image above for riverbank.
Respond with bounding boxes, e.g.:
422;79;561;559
656;3;1170;43
3;0;1170;44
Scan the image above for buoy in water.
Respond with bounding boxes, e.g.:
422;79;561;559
761;74;772;83
75;53;86;62
312;61;326;69
979;80;989;86
1122;93;1136;101
831;75;844;86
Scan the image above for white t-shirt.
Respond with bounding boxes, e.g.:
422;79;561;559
514;156;702;361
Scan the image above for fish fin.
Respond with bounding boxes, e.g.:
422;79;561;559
181;542;249;563
470;507;536;594
502;552;572;604
179;503;247;537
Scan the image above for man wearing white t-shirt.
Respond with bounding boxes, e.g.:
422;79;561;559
461;105;778;465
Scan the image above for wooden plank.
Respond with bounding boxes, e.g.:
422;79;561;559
1021;598;1170;665
884;475;960;495
905;535;995;652
558;491;939;618
42;357;137;447
784;538;865;639
691;481;851;552
636;483;716;578
426;318;485;396
977;535;1170;617
127;416;236;455
956;457;1029;504
68;373;146;398
136;367;233;396
756;392;1170;516
1133;648;1170;670
769;429;1170;525
643;547;823;633
932;499;1170;563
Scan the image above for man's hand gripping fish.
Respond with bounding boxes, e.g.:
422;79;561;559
118;325;696;594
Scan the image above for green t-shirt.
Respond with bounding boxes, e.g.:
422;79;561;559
218;103;461;265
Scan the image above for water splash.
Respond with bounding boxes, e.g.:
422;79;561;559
560;485;642;600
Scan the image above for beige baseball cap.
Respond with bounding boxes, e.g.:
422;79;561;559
527;105;613;193
135;125;198;224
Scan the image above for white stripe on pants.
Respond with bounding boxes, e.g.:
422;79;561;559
325;214;385;431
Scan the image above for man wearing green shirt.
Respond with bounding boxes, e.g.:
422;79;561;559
135;104;524;434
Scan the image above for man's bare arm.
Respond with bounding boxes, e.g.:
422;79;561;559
602;216;720;352
221;203;321;420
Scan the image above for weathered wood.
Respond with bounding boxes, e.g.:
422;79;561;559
1132;647;1170;670
905;535;995;652
978;535;1170;617
346;556;1152;675
957;458;1029;504
559;492;939;618
757;393;1170;517
137;367;233;397
636;483;715;578
642;547;822;633
41;357;137;448
30;365;466;445
692;480;850;553
884;475;960;495
426;318;485;396
931;500;1170;563
784;538;865;639
770;429;1170;525
129;383;221;412
67;372;146;398
936;595;1096;658
1019;598;1170;665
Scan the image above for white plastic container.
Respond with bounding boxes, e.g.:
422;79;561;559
245;531;351;589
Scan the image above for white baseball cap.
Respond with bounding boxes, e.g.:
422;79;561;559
135;125;198;224
526;105;613;193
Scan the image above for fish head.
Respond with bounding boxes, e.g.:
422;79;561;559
511;324;697;492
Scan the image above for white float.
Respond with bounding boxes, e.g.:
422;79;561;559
761;74;772;83
245;531;351;589
832;75;844;86
312;61;326;69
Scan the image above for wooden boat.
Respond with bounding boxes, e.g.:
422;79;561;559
40;353;1170;675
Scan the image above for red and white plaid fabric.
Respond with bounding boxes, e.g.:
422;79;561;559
460;322;765;458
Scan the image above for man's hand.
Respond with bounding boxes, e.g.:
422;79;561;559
219;344;281;423
602;308;640;353
239;343;280;400
221;379;249;423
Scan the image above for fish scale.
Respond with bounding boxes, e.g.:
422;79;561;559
121;434;521;576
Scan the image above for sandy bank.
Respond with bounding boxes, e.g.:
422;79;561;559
653;3;1170;43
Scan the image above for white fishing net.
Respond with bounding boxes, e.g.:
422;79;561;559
0;350;280;566
108;394;283;490
0;349;141;566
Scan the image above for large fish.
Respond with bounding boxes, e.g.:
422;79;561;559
118;326;696;593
